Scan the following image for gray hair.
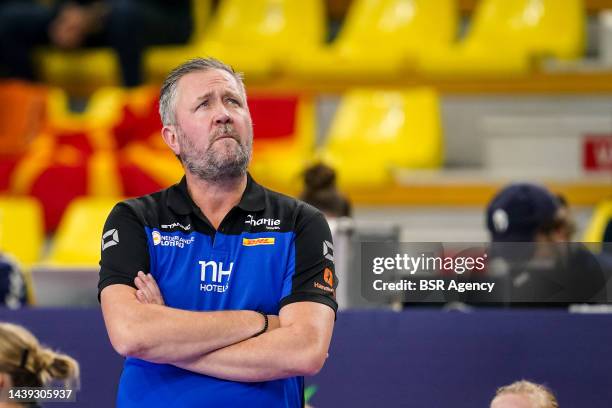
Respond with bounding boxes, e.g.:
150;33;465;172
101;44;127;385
158;57;246;126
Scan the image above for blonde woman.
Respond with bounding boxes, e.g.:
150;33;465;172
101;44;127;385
0;323;79;408
491;380;559;408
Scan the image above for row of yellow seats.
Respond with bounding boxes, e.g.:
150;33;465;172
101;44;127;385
0;197;116;305
252;87;444;190
0;197;116;268
1;195;611;270
36;0;585;90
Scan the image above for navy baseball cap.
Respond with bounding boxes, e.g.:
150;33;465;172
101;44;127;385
486;183;561;242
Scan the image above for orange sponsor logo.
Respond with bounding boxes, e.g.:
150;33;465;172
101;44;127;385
323;268;334;287
242;237;275;246
314;282;334;293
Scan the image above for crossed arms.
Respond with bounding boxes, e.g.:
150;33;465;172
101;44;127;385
100;273;335;382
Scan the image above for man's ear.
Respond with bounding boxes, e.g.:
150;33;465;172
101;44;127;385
161;126;181;157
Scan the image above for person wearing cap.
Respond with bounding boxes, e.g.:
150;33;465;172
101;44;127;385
486;183;608;305
487;184;572;244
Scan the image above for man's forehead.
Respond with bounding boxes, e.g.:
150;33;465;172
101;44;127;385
177;69;242;99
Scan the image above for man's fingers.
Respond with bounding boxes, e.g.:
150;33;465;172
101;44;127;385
141;281;156;304
136;278;152;303
145;273;163;299
136;272;155;303
142;273;163;305
134;272;142;285
134;274;146;290
134;271;164;305
144;273;164;305
136;290;146;303
140;272;164;305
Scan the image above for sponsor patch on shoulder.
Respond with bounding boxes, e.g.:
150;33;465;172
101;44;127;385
102;229;119;251
242;237;275;246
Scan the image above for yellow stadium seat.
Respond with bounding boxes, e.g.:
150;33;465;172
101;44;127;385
583;200;612;251
35;0;212;91
46;86;125;133
43;197;119;267
286;0;458;80
200;0;325;79
248;95;317;190
319;88;443;188
0;197;44;267
36;50;121;93
418;0;585;76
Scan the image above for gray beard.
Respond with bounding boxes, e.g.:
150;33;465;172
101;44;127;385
178;125;252;183
183;147;249;182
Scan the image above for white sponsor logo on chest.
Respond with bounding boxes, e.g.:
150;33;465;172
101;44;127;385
244;214;281;230
161;222;191;231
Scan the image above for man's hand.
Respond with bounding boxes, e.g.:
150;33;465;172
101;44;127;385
133;272;280;331
134;271;165;305
127;273;331;381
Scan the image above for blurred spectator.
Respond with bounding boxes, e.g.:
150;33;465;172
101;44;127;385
300;163;353;310
490;380;558;408
487;184;571;244
0;0;192;87
554;193;612;264
0;323;79;405
552;194;576;241
486;183;608;304
0;254;27;309
603;220;612;255
300;162;351;220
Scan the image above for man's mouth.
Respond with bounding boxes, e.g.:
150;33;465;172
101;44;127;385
214;135;238;143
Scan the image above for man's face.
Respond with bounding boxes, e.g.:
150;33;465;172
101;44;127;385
491;393;534;408
553;206;576;242
170;69;253;181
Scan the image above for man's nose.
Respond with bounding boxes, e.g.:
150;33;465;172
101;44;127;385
213;105;232;125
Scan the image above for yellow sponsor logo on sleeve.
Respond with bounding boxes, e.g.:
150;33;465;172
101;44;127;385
242;237;276;246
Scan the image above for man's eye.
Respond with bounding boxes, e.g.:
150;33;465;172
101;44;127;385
226;98;240;106
198;100;208;108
